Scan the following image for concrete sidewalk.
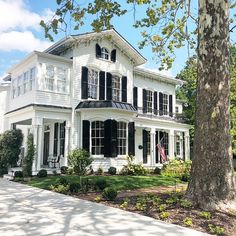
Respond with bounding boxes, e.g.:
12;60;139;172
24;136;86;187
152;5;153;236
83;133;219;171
0;179;209;236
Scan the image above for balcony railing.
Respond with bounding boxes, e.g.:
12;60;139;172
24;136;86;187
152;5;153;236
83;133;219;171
136;107;188;123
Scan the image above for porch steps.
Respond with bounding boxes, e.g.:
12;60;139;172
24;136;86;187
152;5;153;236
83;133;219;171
3;174;14;180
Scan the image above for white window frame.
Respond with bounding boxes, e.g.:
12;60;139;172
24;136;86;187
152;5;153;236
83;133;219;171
112;75;121;101
17;75;23;96
57;67;67;93
45;65;54;91
146;90;153;113
91;121;104;155
101;47;109;60
29;67;36;91
175;106;179;114
23;71;29;94
117;122;127;155
88;69;99;99
163;93;169;116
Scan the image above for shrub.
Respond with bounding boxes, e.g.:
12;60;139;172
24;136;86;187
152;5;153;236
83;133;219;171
102;187;118;201
14;170;23;178
95;178;108;191
37;169;47;178
108;166;116;175
0;129;23;172
67;167;74;175
69;182;81;193
50;184;69;194
22;133;35;177
120;198;130;210
179;199;193;208
68;149;93;175
80;178;92;193
153;167;161;175
56;176;69;186
120;155;147;176
208;224;225;235
159;204;167;212
96;167;104;175
161;159;192;178
94;195;102;202
199;211;211;220
60;166;68;174
180;172;190;182
159;211;170;220
183;217;193;227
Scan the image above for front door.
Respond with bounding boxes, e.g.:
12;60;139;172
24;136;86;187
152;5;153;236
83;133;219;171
43;131;50;165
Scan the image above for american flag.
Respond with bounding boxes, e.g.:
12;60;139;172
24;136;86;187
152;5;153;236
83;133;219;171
157;142;167;163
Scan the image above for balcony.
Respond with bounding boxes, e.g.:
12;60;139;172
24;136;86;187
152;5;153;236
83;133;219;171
136;107;188;123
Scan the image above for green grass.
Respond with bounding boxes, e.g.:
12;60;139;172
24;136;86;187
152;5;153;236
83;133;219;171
27;175;182;191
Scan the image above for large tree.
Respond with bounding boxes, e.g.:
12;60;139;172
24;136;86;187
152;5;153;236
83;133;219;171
41;0;236;210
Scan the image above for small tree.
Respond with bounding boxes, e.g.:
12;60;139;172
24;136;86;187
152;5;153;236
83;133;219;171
22;133;35;177
68;149;93;175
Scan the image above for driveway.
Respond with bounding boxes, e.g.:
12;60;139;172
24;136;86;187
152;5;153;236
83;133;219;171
0;179;209;236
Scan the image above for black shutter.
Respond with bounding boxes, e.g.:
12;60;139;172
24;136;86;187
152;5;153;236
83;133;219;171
121;76;127;102
155;131;159;163
159;92;163;116
111;49;116;62
128;122;135;156
143;130;148;164
154;91;158;115
106;72;112;100
81;66;88;99
104;119;117;157
82;120;90;152
169;95;173;117
143;89;147;113
133;87;138;109
95;43;101;58
53;123;58;156
183;132;185;161
99;71;105;100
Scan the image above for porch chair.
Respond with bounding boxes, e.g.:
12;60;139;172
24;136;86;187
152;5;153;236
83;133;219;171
49;155;61;168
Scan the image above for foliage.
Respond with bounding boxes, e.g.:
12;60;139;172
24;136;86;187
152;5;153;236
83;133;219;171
96;167;104;175
22;133;35;177
60;166;68;174
179;199;193;208
94;178;108;191
208;224;225;235
165;195;178;205
108;166;117;175
14;171;23;178
94;195;102;202
159;204;167;212
102;187;118;201
159;211;170;220
199;211;211;220
120;198;130;210
50;184;69;194
180;172;190;182
153;167;161;175
80;177;92;193
37;169;47;178
120;155;147;176
161;160;191;178
68;149;93;175
183;217;193;227
0;129;23;174
55;176;69;186
69;182;81;193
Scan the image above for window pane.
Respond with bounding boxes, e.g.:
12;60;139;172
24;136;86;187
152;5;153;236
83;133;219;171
146;90;153;113
91;121;104;155
112;75;120;101
88;69;98;99
117;122;127;155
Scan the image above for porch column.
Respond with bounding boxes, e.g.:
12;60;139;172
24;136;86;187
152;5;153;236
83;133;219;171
184;131;190;160
37;124;43;170
64;122;71;166
150;128;156;167
169;129;175;160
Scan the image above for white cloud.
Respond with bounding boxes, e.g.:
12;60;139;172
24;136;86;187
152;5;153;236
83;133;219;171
0;0;53;33
0;31;52;52
0;0;54;53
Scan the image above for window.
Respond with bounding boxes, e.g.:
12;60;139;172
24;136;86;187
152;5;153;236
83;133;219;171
146;90;153;113
101;48;109;60
147;131;151;156
162;132;169;156
17;75;23;96
59;123;65;156
12;79;17;98
117;122;127;155
29;67;35;91
23;71;29;94
45;65;54;91
112;75;120;101
175;106;179;113
88;69;99;99
163;93;168;115
176;136;181;156
57;67;67;93
91;121;104;155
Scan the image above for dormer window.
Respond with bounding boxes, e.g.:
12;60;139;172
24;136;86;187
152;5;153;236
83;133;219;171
101;47;109;60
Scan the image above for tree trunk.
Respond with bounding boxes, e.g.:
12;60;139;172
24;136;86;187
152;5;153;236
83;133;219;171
186;0;236;210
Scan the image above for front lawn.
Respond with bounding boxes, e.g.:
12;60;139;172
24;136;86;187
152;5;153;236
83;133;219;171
27;174;182;191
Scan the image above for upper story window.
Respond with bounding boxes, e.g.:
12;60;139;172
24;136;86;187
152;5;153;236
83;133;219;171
23;71;29;94
163;93;168;115
29;67;35;91
57;67;67;93
88;69;99;99
45;65;54;91
146;90;153;113
112;75;121;101
101;48;109;60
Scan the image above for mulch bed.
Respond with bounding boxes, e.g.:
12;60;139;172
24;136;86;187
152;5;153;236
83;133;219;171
73;185;236;236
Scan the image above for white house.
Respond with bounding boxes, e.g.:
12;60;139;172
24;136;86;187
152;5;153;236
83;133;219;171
0;29;191;173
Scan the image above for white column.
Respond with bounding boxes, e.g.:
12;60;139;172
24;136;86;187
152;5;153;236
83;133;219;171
169;129;175;160
37;124;43;170
150;128;156;167
184;131;190;160
64;122;71;166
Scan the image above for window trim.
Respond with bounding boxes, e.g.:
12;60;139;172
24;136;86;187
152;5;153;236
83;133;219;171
101;47;109;60
162;92;169;116
90;120;104;156
117;121;127;156
87;68;99;100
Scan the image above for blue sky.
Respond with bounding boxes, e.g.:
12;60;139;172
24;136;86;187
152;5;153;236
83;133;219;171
0;0;194;79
